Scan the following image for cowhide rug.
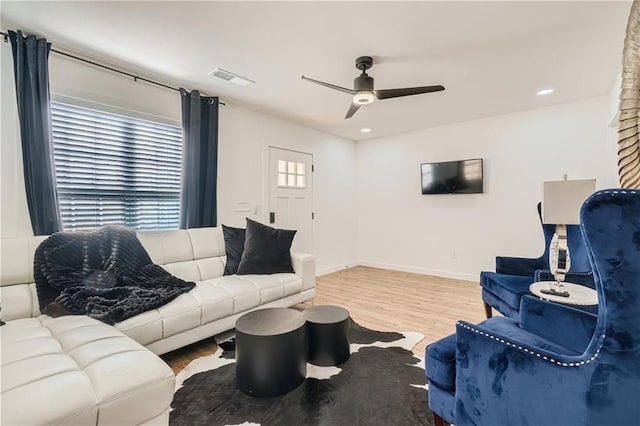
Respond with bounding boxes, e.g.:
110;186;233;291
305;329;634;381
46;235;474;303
170;320;433;425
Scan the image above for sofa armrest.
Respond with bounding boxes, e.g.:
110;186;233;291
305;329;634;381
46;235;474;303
518;295;597;354
534;270;595;289
291;253;315;291
495;256;544;276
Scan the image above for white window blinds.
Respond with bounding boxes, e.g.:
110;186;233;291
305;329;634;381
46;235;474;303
51;101;183;231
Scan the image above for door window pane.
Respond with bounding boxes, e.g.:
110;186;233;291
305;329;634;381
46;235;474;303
278;159;307;188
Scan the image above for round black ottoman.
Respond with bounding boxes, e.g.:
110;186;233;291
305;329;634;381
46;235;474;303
235;308;306;397
304;305;350;366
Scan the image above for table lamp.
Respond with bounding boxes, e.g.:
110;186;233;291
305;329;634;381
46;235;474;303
541;177;596;296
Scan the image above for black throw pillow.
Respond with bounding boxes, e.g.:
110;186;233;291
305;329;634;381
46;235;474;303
222;225;246;275
236;218;296;275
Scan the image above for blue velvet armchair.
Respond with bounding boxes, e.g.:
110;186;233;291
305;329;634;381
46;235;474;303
480;203;593;319
426;189;640;426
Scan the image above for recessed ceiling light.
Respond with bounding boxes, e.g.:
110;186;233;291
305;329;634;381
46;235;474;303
536;88;554;96
361;128;371;133
209;68;255;87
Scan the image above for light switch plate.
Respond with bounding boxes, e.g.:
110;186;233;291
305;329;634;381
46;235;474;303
236;202;252;212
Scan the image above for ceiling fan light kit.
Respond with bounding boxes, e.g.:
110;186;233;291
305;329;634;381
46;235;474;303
301;55;445;119
353;91;375;105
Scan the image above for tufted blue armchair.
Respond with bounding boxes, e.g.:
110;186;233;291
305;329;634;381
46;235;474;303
426;189;640;426
480;203;593;319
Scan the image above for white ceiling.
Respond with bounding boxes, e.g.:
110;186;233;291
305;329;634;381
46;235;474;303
1;1;631;141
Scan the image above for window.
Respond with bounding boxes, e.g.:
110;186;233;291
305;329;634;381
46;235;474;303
277;160;306;188
51;102;183;231
462;159;482;180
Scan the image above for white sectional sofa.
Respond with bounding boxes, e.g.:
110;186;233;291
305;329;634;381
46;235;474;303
0;227;316;425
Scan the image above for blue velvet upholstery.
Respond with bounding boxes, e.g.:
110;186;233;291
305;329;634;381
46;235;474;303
426;189;640;426
480;272;532;312
481;203;594;319
494;203;552;276
481;288;519;318
425;333;456;391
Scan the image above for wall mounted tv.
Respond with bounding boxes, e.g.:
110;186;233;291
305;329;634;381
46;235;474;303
421;158;484;194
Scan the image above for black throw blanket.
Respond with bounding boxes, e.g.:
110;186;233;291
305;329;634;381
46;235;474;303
34;225;196;325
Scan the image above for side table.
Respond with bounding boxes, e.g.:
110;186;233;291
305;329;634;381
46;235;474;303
235;308;306;397
529;281;598;306
304;305;350;366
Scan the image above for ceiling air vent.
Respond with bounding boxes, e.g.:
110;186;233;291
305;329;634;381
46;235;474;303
209;68;255;87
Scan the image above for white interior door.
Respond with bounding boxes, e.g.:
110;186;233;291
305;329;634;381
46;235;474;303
268;147;313;254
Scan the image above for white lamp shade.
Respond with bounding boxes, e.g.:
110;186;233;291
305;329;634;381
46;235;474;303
542;179;596;225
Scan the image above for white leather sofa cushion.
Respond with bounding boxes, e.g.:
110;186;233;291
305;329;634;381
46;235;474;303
0;283;39;321
157;292;202;338
0;237;47;286
194;256;226;280
136;230;194;266
111;272;302;346
0;237;46;320
210;275;262;313
138;228;228;282
187;227;226;261
235;274;290;304
1;315;174;425
115;309;164;346
113;272;301;348
188;281;234;324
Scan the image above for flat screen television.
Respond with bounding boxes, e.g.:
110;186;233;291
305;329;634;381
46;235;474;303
421;158;484;194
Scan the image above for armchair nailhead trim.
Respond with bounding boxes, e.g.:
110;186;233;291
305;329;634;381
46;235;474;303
458;322;605;368
584;189;639;206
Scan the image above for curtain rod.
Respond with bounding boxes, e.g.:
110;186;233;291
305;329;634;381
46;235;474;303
1;30;224;105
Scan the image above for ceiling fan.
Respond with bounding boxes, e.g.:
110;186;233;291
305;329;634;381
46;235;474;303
301;56;445;119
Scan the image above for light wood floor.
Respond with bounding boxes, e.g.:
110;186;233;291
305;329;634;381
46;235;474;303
161;266;486;374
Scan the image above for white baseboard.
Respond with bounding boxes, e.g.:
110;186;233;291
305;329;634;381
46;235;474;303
316;261;358;276
355;260;478;282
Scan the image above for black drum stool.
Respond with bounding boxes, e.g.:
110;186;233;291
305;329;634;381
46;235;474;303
235;308;306;397
304;305;350;366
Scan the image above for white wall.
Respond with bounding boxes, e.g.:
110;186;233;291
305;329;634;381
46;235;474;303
608;75;621;187
609;71;621;127
355;96;617;281
0;52;358;274
1;44;619;280
217;104;358;274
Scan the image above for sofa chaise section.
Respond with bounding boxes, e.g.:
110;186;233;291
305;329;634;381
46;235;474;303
1;315;174;425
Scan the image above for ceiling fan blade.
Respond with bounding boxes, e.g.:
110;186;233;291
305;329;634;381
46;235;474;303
375;85;445;100
345;102;361;119
302;76;355;95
